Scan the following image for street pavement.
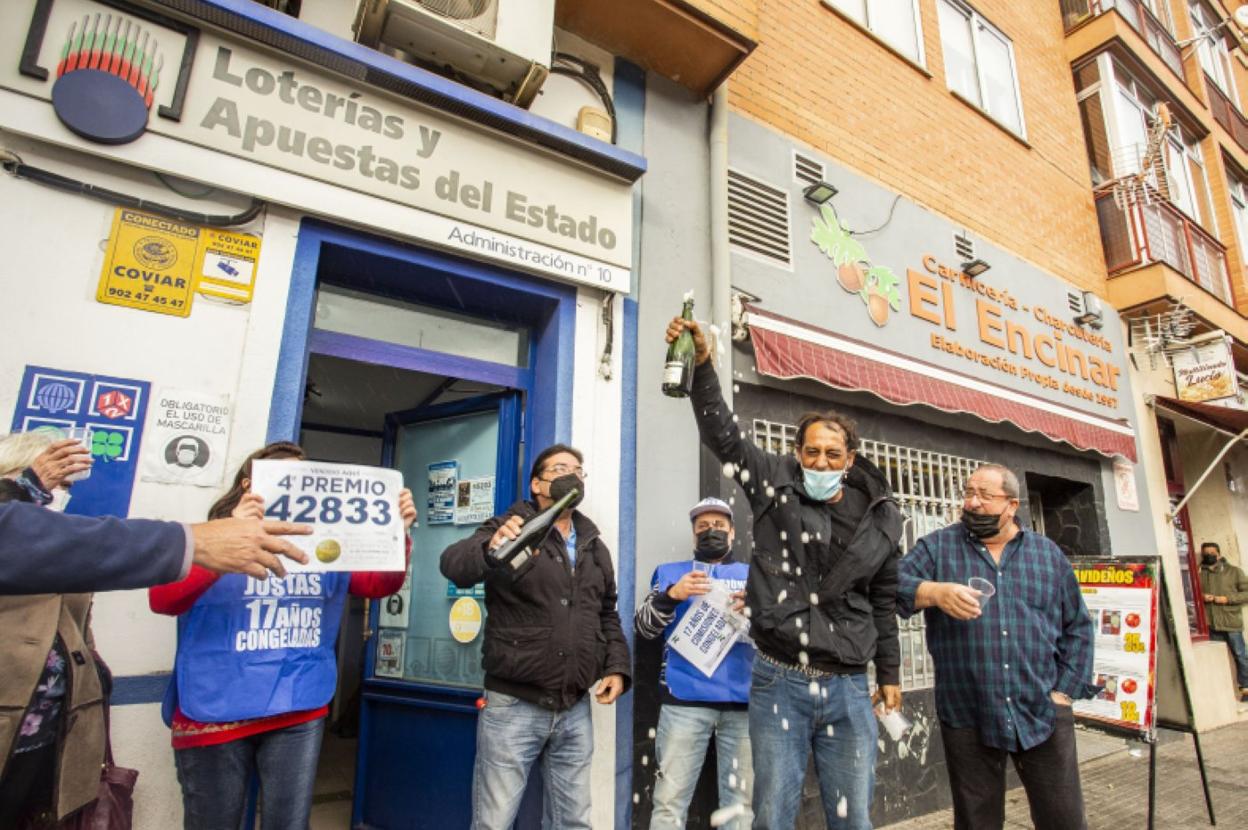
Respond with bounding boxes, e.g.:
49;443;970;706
881;719;1248;829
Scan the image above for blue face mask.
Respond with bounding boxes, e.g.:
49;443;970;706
802;467;845;501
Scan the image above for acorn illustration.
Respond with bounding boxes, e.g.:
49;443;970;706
837;262;866;293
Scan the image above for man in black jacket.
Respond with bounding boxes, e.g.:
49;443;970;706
666;317;903;830
441;444;631;830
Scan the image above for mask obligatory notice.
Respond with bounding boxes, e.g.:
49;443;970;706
802;468;845;501
694;528;731;561
548;473;584;509
961;509;1002;541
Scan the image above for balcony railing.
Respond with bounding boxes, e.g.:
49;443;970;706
1095;189;1235;304
1062;0;1184;78
1205;72;1248;154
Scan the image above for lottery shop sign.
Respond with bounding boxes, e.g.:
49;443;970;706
250;459;405;573
1071;558;1159;737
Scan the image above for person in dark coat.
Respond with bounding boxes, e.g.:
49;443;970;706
666;316;903;830
441;444;631;830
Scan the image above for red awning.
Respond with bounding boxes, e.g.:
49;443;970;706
744;306;1138;461
1152;396;1248;435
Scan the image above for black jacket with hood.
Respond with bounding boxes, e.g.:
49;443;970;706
690;361;904;684
441;500;633;710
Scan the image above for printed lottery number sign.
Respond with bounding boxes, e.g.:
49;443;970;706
251;459;405;573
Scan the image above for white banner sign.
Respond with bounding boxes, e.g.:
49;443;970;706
251;459;405;572
140;388;231;487
667;586;750;678
1;0;634;291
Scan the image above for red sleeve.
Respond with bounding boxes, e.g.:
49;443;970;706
148;565;221;616
349;536;411;599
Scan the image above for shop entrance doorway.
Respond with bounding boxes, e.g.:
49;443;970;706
265;220;577;829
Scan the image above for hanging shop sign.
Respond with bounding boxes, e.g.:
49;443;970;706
3;0;633;291
1171;332;1240;406
10;365;149;518
250;459;406;572
140;388;231;487
1071;558;1159;737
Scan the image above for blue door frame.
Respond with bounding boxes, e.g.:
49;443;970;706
265;219;578;828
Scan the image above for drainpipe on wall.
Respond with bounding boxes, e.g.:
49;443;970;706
710;82;732;408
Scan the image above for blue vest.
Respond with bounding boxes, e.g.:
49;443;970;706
162;571;349;724
652;560;754;704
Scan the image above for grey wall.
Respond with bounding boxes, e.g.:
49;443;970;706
631;72;718;828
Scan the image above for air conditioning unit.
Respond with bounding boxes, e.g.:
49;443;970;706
354;0;552;108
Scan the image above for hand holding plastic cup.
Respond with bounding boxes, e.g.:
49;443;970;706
968;576;996;609
62;427;94;482
875;704;912;741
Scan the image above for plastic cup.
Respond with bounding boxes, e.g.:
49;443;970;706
62;427;93;482
876;705;912;741
968;576;996;608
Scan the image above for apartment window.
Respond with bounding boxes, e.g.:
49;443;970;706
826;0;925;64
937;0;1025;136
1190;1;1239;99
1228;168;1248;264
1112;64;1213;226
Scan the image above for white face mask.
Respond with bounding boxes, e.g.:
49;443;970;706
177;448;197;466
48;488;72;513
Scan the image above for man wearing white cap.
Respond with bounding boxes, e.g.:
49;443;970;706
635;497;753;830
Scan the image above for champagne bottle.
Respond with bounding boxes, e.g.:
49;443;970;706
663;295;696;398
488;487;580;570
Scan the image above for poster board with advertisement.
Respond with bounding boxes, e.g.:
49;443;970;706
1170;332;1240;405
1070;557;1162;739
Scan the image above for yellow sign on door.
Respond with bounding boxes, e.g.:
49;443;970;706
96;209;200;317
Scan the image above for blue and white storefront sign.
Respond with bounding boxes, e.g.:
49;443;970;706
11;365;150;517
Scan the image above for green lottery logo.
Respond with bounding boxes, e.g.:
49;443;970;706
810;204;901;327
91;430;125;461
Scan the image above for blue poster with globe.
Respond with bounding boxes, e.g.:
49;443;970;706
10;365;150;518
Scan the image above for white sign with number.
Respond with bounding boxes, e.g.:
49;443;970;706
251;459;405;572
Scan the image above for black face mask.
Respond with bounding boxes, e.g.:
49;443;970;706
547;473;583;509
694;529;731;562
961;509;1003;541
1202;553;1219;567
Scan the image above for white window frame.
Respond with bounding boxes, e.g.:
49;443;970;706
1190;1;1240;102
1099;56;1213;226
1228;169;1248;265
822;0;927;67
937;0;1027;139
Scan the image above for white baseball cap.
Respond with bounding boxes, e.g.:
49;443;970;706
689;497;733;523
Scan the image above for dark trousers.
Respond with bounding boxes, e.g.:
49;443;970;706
940;705;1087;830
0;743;57;828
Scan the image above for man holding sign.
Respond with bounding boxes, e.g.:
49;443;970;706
635;497;753;830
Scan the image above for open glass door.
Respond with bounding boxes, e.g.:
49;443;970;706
353;393;521;829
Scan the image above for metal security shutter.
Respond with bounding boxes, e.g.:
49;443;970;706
752;419;987;691
728;169;792;267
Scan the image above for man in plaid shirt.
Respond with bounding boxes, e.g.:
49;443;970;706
897;463;1096;830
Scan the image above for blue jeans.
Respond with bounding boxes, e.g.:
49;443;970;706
1210;630;1248;688
472;690;593;830
749;658;878;830
649;704;753;830
173;716;324;830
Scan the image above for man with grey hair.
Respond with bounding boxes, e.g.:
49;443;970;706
896;463;1096;830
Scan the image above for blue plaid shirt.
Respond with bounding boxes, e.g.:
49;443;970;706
897;523;1097;752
